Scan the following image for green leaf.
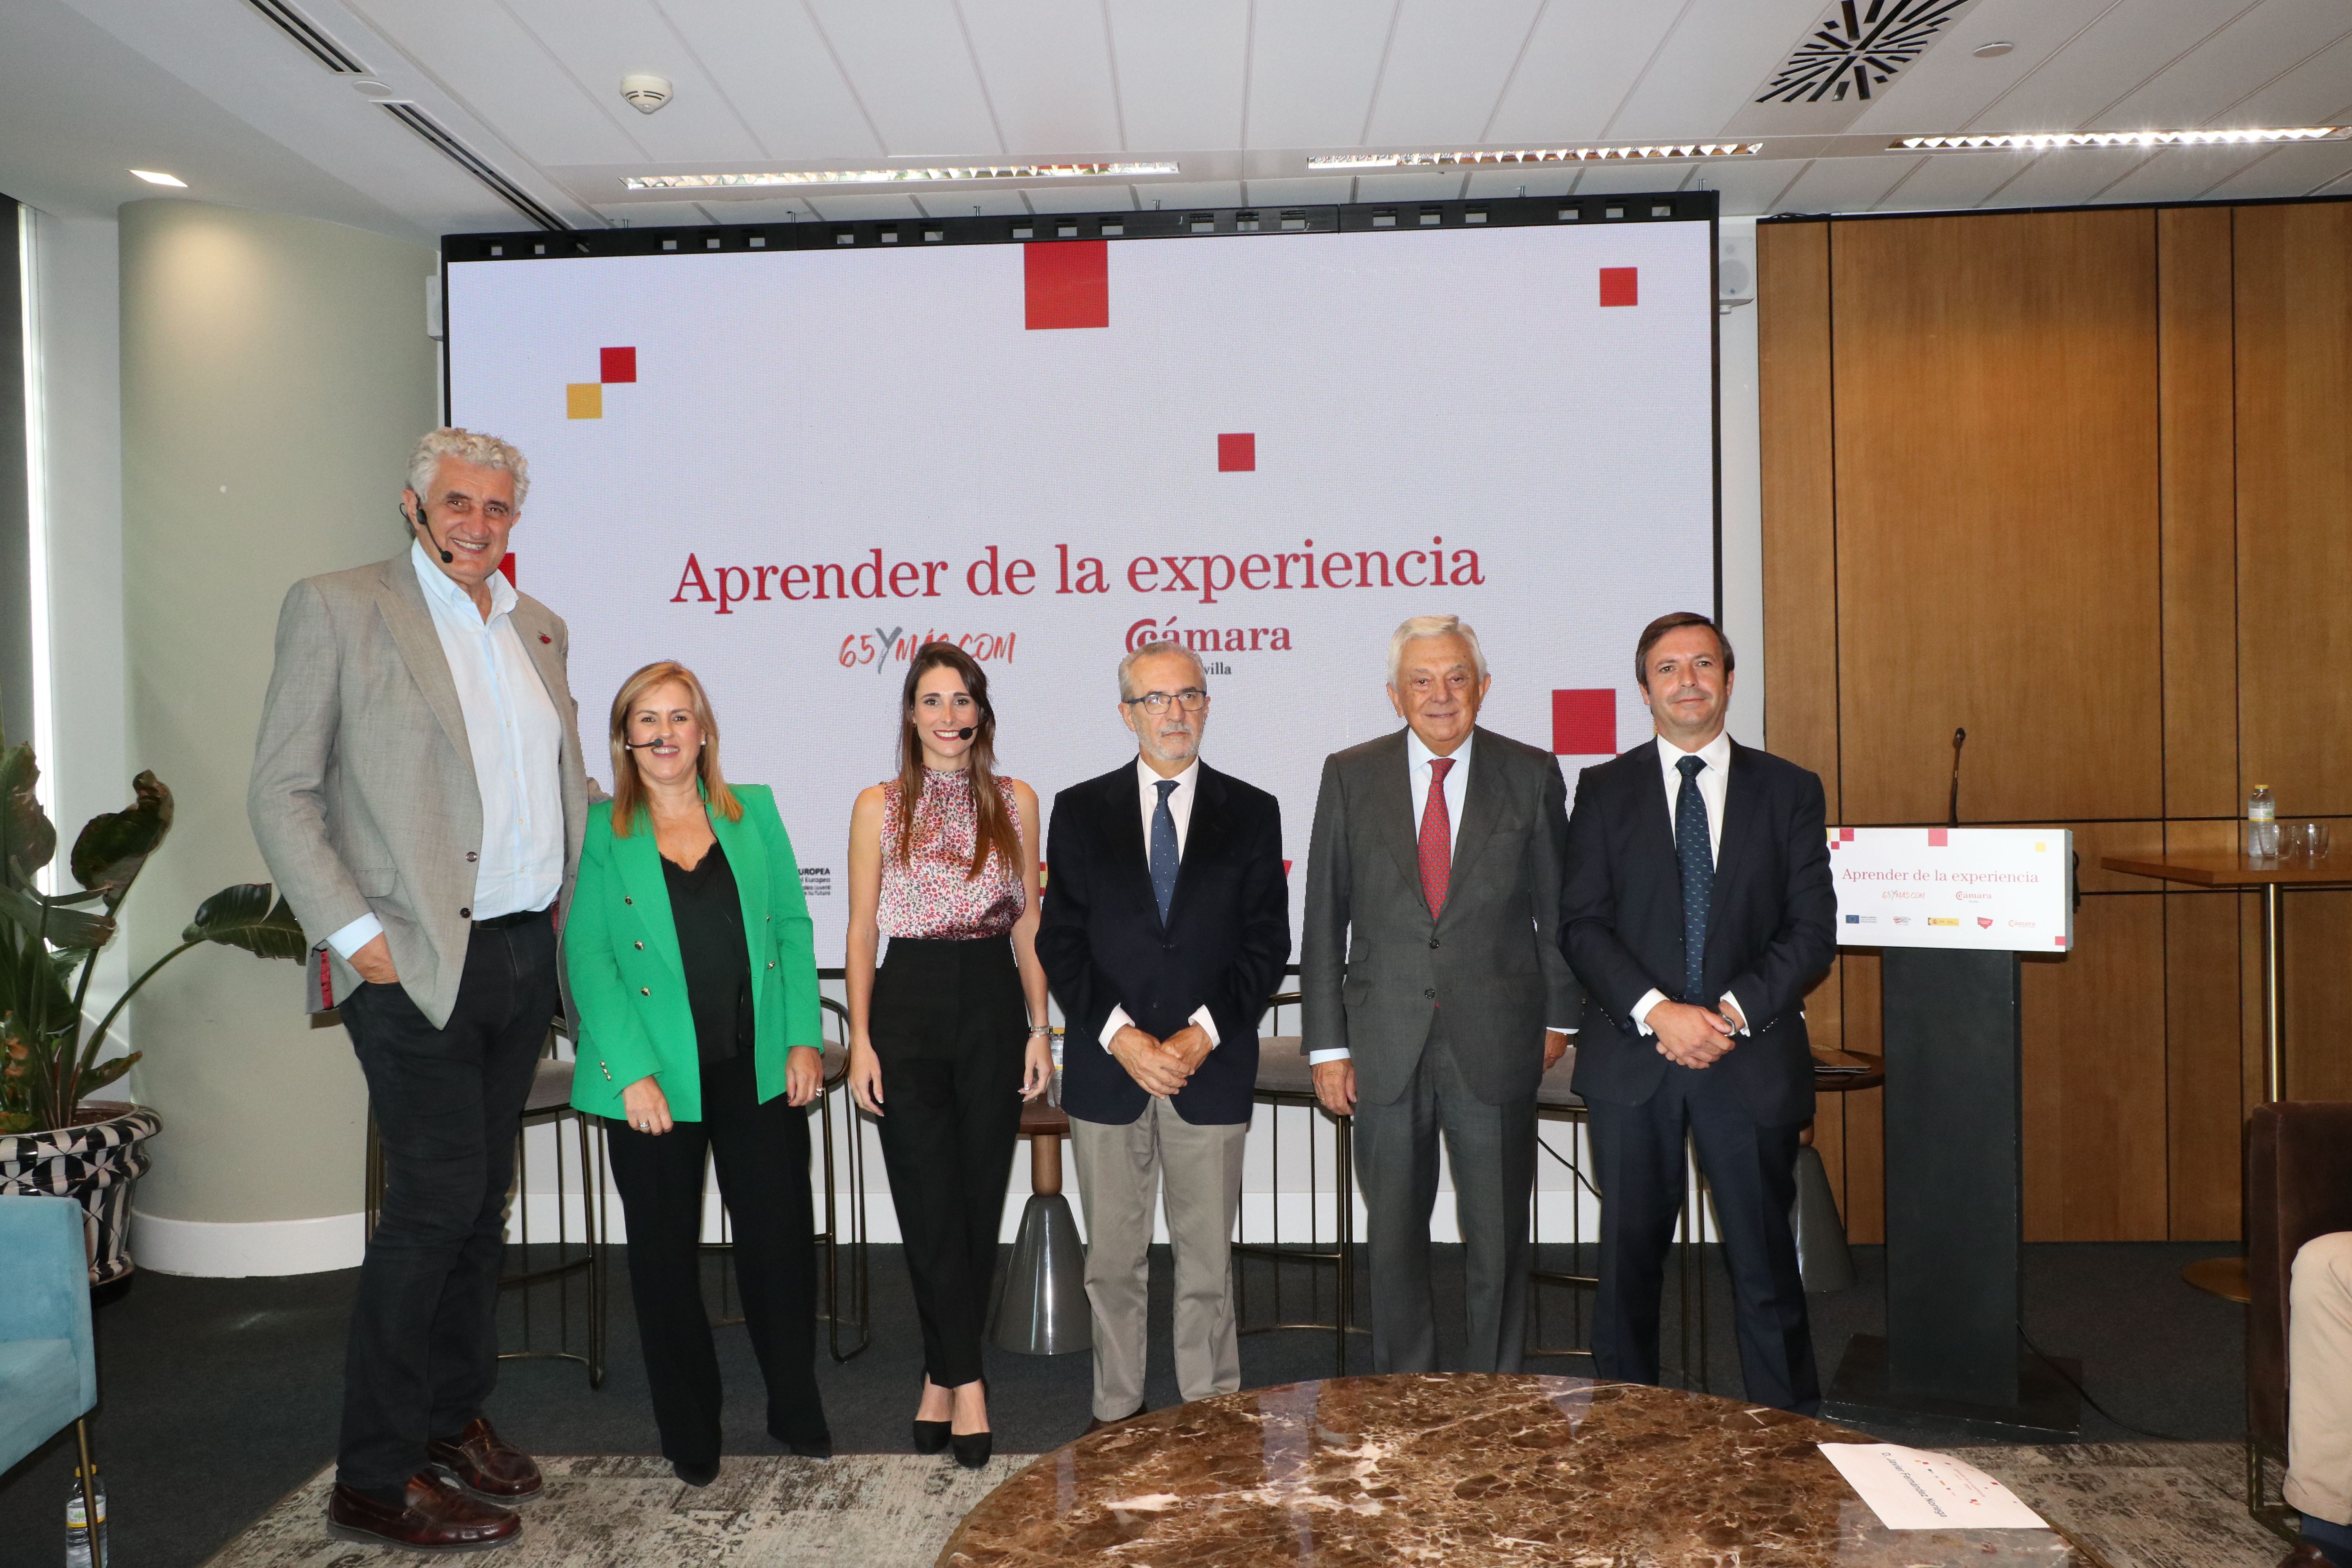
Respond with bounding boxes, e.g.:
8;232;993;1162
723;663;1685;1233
183;885;307;959
70;772;174;910
0;744;57;889
74;1051;140;1096
0;881;118;951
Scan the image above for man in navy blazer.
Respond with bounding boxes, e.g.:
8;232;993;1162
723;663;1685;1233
1563;612;1837;1414
1038;640;1289;1432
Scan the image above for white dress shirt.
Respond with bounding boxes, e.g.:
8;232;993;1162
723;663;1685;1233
1309;728;1571;1067
1100;755;1221;1049
327;544;566;957
1630;728;1749;1036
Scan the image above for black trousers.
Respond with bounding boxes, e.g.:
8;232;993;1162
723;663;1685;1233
1587;1063;1821;1414
868;936;1026;1388
605;1053;828;1463
337;911;555;1495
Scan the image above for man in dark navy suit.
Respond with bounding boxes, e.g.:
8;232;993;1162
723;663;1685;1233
1563;612;1837;1413
1038;640;1289;1433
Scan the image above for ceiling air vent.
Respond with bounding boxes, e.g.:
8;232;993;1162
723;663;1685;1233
240;0;367;73
1728;0;1980;136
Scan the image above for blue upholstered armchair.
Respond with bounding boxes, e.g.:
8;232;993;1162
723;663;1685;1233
0;1195;103;1563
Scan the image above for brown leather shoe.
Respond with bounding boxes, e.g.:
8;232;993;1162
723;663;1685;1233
327;1472;519;1553
2279;1544;2337;1568
1083;1405;1146;1436
429;1417;544;1503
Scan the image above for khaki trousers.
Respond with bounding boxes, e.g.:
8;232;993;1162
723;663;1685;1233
2288;1231;2352;1530
1067;1098;1248;1422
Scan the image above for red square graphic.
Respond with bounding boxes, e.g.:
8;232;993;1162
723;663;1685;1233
1599;267;1639;307
498;553;516;586
1927;827;1949;846
1025;241;1108;329
1551;689;1616;756
1218;433;1256;472
600;346;637;383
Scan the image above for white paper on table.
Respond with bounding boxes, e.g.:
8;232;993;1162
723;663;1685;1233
1818;1443;2049;1530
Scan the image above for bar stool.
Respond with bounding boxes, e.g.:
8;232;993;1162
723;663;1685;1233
363;1022;608;1387
1237;993;1361;1374
698;998;871;1361
990;1089;1090;1354
1797;1049;1882;1294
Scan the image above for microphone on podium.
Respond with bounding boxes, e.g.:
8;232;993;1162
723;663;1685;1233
1947;728;1967;829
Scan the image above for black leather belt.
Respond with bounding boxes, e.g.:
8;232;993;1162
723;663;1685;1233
474;906;550;930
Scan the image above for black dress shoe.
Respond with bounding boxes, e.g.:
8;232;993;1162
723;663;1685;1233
787;1437;831;1460
1083;1405;1146;1436
951;1429;992;1470
913;1419;951;1454
672;1457;721;1488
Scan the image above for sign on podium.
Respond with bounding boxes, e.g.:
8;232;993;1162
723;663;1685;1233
1827;827;2073;952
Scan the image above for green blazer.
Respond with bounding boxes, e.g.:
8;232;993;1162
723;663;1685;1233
566;783;821;1122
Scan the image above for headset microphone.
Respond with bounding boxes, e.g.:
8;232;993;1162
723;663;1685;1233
405;502;453;564
956;727;976;740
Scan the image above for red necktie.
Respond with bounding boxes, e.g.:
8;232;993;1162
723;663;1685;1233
1418;757;1455;917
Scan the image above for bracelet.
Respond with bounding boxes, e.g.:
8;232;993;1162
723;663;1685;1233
1027;1024;1052;1036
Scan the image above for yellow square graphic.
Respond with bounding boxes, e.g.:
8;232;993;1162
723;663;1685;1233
566;383;603;419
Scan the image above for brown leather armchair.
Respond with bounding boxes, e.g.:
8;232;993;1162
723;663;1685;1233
2247;1101;2352;1536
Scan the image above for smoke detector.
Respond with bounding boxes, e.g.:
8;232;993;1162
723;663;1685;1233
620;74;672;114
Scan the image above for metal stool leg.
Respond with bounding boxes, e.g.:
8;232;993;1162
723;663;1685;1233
991;1129;1090;1355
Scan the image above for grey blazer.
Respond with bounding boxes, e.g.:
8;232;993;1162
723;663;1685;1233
247;553;591;1031
1300;726;1582;1107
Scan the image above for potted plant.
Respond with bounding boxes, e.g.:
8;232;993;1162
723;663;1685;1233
2;741;305;1282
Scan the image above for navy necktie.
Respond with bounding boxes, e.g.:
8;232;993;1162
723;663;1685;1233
1676;754;1713;1004
1149;778;1180;923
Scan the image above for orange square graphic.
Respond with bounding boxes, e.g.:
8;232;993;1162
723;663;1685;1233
566;383;603;419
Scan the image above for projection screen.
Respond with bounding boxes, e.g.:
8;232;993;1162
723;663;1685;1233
444;194;1718;964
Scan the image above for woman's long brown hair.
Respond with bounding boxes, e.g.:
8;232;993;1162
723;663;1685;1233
894;641;1021;878
608;661;742;836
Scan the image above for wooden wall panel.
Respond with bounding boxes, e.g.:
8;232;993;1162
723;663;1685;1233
2235;203;2352;817
2283;890;2352;1102
2165;891;2244;1239
2021;896;2169;1241
2157;207;2240;818
1829;211;2163;826
1759;221;1842;814
1838;952;1885;1245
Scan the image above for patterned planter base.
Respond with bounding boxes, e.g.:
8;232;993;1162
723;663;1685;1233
0;1101;163;1284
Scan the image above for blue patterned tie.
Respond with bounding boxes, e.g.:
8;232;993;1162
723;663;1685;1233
1149;779;1180;923
1676;754;1713;1004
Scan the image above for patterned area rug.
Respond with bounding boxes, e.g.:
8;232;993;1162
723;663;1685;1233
202;1443;2284;1567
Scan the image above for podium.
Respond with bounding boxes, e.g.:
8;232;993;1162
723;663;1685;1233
1817;828;2083;1439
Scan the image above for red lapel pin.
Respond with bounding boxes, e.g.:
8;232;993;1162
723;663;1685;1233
539;633;551;644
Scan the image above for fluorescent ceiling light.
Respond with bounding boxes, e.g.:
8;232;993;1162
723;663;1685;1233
129;169;187;187
1310;143;1760;170
1898;127;2347;151
622;162;1177;191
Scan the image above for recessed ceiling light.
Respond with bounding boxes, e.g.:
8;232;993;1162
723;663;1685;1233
1971;41;2015;58
1897;126;2347;152
129;169;187;187
1308;143;1761;170
621;161;1176;191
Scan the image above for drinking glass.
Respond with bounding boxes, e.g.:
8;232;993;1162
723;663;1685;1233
2303;822;2333;862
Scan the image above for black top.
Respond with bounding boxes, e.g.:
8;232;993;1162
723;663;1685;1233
661;839;755;1065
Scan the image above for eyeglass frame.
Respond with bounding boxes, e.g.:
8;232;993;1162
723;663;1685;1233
1119;688;1210;715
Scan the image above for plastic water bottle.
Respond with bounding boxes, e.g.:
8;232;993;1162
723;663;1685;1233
65;1469;106;1568
2247;785;2278;859
1047;1027;1065;1109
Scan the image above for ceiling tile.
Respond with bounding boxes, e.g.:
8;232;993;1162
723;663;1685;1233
595;198;719;225
2201;136;2352;196
1239;175;1358;204
802;0;1003;155
1244;0;1395;149
1604;0;1846;142
1104;0;1248;151
2088;143;2273;201
1769;154;1924;211
697;197;825;221
1461;165;1580;198
959;0;1123;153
655;0;890;162
1361;0;1543;147
498;0;767;163
1352;170;1469;201
2090;0;2352;132
1868;149;2029;209
1967;0;2277;134
1957;144;2146;205
1568;163;1701;196
1686;156;1815;215
1136;179;1245;209
1021;182;1141;212
2213;28;2352;127
788;191;930;219
1484;0;1688;144
906;187;1031;215
348;0;648;165
1843;0;2123;135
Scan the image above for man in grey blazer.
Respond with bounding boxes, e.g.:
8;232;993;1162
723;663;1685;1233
1303;615;1581;1372
249;428;589;1553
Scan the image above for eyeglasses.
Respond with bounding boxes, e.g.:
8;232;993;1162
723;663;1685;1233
1122;688;1208;715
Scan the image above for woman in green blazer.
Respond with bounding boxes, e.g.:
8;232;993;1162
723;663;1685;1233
568;660;829;1485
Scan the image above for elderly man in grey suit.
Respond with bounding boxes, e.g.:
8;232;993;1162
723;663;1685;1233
1304;615;1581;1373
249;428;589;1555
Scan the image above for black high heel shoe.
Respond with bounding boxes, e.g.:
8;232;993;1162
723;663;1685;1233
951;1429;992;1469
913;1378;951;1454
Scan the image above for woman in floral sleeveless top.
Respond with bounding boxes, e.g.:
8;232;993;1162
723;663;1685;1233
845;642;1051;1469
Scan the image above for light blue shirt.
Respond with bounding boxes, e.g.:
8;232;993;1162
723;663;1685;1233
327;544;565;956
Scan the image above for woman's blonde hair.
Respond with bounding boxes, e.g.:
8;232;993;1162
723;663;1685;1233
607;661;742;835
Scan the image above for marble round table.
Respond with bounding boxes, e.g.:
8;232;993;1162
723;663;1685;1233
937;1374;2103;1568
